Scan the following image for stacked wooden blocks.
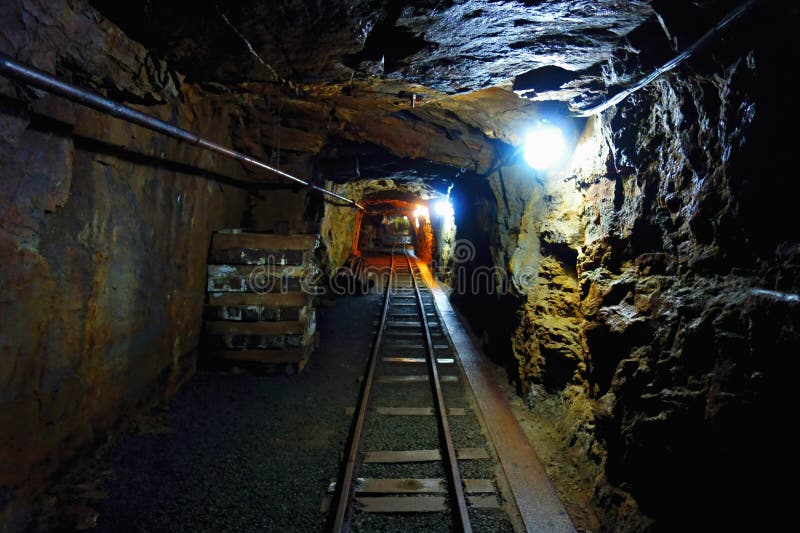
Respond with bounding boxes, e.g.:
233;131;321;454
203;230;320;372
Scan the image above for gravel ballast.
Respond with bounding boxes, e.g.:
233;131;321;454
64;284;516;532
93;294;381;532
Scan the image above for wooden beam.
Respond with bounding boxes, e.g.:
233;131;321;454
205;320;309;336
212;348;309;364
212;232;318;251
382;357;455;364
376;375;459;384
356;496;446;513
353;494;500;513
208;292;310;307
363;448;489;463
345;407;467;416
207;264;308;279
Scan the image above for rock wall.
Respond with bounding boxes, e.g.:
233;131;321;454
0;1;265;527
575;57;796;528
461;17;798;529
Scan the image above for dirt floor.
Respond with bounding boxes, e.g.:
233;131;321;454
33;293;381;532
487;366;602;533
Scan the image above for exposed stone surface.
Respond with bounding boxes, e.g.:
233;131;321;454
0;1;265;527
458;5;798;529
89;0;652;94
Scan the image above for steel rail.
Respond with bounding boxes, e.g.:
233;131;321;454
0;52;364;210
406;252;472;533
331;248;396;531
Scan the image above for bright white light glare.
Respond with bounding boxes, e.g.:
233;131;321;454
432;199;453;217
523;125;567;170
413;205;429;228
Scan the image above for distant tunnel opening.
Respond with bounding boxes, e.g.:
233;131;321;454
354;189;455;268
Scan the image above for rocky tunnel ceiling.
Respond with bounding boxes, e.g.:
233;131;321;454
72;0;760;189
89;0;652;93
85;0;750;102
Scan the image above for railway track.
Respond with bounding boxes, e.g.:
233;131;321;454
329;248;510;532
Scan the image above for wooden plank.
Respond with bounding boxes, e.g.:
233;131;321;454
341;478;494;495
208;292;310;307
345;407;467;416
213;348;309;364
206;276;302;293
383;330;424;338
376;375;458;384
208;264;308;279
373;407;466;416
381;341;449;350
382;340;424;347
382;357;455;364
457;447;491;460
363;447;489;464
356;496;446;513
388;321;439;327
212;232;318;251
381;348;426;356
205;320;309;336
358;478;445;494
204;304;304;322
469;495;501;510
364;449;441;463
209;248;306;266
464;479;495;494
208;247;265;265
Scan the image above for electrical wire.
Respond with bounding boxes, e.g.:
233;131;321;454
574;0;762;117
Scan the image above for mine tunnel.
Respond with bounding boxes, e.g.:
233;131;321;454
0;1;796;531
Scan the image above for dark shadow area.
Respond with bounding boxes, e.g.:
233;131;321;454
448;174;523;390
75;294;382;532
341;1;432;74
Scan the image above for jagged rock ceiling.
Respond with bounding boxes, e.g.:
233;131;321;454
77;0;755;186
87;0;752;114
91;1;652;96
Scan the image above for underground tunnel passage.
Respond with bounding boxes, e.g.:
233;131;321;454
1;1;797;531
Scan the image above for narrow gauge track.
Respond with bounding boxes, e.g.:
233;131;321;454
329;248;508;532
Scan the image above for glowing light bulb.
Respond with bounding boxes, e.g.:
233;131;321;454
523;125;567;170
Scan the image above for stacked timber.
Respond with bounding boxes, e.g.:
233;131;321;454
203;230;320;373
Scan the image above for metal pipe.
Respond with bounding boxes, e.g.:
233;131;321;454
574;0;761;117
0;52;365;210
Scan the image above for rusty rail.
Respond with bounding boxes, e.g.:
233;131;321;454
331;248;473;531
331;247;396;531
0;52;364;210
406;252;472;532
